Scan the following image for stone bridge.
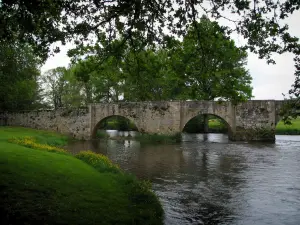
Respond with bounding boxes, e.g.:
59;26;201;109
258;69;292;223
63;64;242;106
0;100;286;142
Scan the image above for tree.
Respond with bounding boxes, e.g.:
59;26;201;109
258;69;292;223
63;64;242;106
40;67;68;109
122;48;180;101
1;1;299;64
0;42;41;111
1;0;299;115
70;56;123;104
178;16;253;102
67;21;252;105
61;68;86;108
167;16;253;132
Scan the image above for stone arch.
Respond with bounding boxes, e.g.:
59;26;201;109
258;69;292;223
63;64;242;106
91;115;139;139
180;101;234;133
182;113;232;134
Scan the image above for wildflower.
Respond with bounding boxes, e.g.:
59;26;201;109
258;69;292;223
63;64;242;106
8;136;67;154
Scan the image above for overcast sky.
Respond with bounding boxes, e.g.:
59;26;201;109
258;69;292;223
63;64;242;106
41;10;300;100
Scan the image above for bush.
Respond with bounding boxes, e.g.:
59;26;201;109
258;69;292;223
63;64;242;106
75;150;120;173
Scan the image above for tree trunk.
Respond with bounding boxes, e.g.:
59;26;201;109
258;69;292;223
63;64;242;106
202;114;209;133
84;83;92;104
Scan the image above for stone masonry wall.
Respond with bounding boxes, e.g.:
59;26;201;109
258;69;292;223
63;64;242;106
1;108;90;140
90;101;182;137
0;100;286;142
234;100;277;141
180;101;234;130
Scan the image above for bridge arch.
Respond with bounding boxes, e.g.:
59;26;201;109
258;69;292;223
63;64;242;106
91;115;139;139
182;113;232;135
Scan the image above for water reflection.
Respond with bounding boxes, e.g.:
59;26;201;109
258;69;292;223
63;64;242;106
66;133;300;225
105;130;139;138
182;133;229;143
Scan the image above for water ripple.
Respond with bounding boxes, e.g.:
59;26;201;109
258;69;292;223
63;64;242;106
66;134;300;225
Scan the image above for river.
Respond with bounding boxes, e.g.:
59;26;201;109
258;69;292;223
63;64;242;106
66;131;300;225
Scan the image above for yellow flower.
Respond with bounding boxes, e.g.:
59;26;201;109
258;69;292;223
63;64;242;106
8;136;66;154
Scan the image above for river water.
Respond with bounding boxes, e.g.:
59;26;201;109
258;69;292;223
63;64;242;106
66;131;300;225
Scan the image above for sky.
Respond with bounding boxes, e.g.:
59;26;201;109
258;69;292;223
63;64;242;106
244;9;299;100
41;9;300;100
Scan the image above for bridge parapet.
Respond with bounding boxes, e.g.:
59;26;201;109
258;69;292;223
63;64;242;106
0;108;90;139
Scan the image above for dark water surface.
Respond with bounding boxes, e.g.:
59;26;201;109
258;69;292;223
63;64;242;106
66;132;300;225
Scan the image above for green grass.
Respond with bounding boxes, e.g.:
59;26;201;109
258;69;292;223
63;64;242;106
209;118;300;135
96;130;110;139
276;118;300;135
209;119;225;128
0;126;70;146
183;117;228;133
99;119;138;131
0;127;163;225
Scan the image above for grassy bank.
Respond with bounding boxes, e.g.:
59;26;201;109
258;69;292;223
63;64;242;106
208;119;228;133
183;116;228;134
209;118;300;135
210;118;300;135
276;118;300;135
0;127;163;225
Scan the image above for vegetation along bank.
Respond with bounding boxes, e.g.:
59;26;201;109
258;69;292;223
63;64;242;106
0;127;163;225
276;118;300;135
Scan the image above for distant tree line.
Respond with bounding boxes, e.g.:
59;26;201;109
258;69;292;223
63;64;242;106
37;17;252;110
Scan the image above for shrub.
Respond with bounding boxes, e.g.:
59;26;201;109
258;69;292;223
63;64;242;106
75;150;120;173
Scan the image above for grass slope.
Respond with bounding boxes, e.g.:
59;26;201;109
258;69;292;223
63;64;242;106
0;127;70;146
0;127;163;225
276;118;300;135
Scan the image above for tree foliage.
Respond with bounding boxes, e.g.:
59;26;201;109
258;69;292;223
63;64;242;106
46;17;252;106
122;48;180;101
1;1;299;63
40;67;68;109
4;0;297;111
0;42;41;111
172;16;253;102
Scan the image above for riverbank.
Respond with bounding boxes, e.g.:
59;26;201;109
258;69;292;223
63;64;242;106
185;118;300;135
0;127;163;225
276;118;300;135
